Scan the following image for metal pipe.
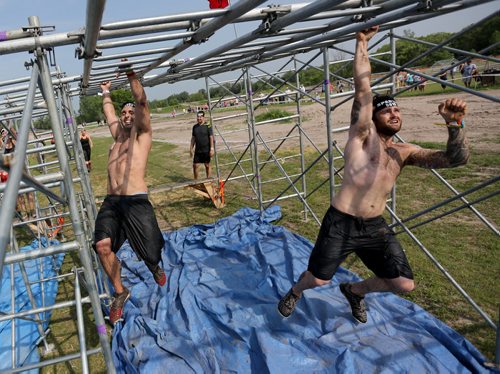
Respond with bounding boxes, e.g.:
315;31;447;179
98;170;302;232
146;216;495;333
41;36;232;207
258;132;321;224
142;0;268;86
0;62;38;275
81;0;107;89
386;205;496;330
33;16;115;371
245;68;263;211
323;47;335;202
0;75;81;96
0;30;81;55
74;269;90;374
4;240;79;265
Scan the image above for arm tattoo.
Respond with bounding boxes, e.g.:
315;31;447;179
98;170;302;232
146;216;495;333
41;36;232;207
351;98;361;125
445;127;470;166
407;128;469;168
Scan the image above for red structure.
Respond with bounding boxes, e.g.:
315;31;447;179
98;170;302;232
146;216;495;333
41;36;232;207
208;0;229;9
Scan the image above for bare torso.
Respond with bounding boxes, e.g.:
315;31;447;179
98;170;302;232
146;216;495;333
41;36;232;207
332;130;416;218
107;129;150;195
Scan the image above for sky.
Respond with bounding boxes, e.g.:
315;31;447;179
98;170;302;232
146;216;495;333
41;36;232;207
0;0;498;102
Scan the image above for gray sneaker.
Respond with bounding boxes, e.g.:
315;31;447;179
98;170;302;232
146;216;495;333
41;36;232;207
340;283;367;323
278;288;301;318
109;288;130;324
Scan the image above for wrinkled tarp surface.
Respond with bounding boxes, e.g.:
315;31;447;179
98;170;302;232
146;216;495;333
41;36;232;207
0;238;63;373
112;207;492;373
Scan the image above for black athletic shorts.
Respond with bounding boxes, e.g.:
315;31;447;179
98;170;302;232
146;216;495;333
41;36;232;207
307;206;414;281
93;194;164;269
193;152;210;164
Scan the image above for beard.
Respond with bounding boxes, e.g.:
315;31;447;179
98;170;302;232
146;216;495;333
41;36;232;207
374;119;401;137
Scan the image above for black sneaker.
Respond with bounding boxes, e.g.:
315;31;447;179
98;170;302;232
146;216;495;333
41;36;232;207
278;288;301;318
340;283;367;323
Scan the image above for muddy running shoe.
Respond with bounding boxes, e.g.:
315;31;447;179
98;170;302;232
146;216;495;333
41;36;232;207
278;288;301;318
340;283;367;324
109;288;130;324
152;265;167;287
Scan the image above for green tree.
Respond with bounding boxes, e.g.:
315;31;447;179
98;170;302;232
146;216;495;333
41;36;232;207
450;15;500;55
33;115;51;130
374;30;453;68
189;91;205;102
78;95;103;123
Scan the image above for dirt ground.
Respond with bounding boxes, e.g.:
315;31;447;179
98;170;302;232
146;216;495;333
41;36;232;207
89;89;500;154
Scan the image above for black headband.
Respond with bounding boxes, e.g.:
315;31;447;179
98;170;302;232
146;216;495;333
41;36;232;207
121;102;135;110
373;96;398;115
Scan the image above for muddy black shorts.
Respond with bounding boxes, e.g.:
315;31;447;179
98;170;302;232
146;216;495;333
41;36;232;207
307;206;414;281
193;152;210;164
93;194;164;269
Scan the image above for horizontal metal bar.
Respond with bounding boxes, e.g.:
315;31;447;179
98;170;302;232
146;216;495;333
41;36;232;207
255;114;299;126
4;241;79;265
260;173;303;185
3;348;102;373
217;158;253;167
262;192;304;203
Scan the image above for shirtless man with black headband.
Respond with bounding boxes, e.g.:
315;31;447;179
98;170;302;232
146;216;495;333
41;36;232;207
278;26;469;323
95;67;166;324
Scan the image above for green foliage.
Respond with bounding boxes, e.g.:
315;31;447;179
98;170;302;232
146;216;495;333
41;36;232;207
254;109;293;123
111;89;134;108
375;31;454;68
450;15;500;55
78;89;133;123
78;95;103;123
189;90;206;102
32;115;51;130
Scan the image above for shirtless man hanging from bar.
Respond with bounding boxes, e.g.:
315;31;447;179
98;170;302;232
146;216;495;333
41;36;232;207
278;26;469;323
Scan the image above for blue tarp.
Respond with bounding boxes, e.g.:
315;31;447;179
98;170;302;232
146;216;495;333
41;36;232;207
112;207;492;373
0;238;64;373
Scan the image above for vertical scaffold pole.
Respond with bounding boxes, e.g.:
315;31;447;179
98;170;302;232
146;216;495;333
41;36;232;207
322;47;335;202
205;76;221;182
29;15;116;373
0;62;38;276
245;67;263;211
390;28;397;224
293;57;308;221
58;84;97;226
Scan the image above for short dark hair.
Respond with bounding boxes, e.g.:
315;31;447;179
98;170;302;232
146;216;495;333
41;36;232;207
120;101;135;111
197;110;205;117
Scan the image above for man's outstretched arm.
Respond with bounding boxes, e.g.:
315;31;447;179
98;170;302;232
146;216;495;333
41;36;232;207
100;81;119;140
406;98;470;168
350;26;379;140
127;70;151;135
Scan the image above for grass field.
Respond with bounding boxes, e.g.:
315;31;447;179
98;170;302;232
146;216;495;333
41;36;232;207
39;97;499;372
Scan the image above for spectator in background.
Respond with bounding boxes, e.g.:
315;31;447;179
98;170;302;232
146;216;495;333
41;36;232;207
439;70;448;90
79;128;93;172
462;60;477;88
190;111;214;179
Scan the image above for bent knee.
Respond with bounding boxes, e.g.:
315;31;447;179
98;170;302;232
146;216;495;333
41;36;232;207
94;238;112;255
312;277;330;287
392;278;415;294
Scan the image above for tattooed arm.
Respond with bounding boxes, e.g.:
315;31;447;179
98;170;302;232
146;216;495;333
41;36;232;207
406;98;470;168
350;26;379;140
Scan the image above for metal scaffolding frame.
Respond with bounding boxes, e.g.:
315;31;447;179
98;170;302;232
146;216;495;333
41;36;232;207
0;0;498;371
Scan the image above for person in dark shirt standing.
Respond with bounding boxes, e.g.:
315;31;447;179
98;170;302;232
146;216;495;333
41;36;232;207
190;111;214;179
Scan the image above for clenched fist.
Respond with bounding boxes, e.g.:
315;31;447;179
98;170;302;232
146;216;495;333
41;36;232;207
438;98;467;126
